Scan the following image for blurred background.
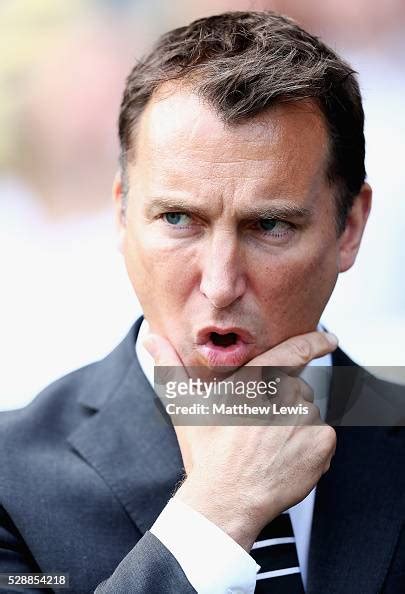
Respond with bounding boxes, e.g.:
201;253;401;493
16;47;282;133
1;0;404;410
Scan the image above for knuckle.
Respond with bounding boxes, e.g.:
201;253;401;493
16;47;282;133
298;378;314;401
280;377;299;404
290;338;312;362
289;377;302;396
322;459;332;474
320;425;337;452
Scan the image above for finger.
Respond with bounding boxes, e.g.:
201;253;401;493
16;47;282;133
247;331;338;373
143;333;182;365
143;333;189;385
274;375;314;407
321;425;337;472
298;378;314;403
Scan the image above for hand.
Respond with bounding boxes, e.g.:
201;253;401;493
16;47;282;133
144;330;338;551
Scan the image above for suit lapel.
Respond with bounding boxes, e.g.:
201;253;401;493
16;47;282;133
307;349;404;593
67;319;185;535
67;326;404;592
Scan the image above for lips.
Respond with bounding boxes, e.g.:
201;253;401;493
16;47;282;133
196;326;254;345
195;326;255;368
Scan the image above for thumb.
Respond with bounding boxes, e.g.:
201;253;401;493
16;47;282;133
143;333;189;395
143;333;183;367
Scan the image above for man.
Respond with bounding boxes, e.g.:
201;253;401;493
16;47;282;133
1;10;404;594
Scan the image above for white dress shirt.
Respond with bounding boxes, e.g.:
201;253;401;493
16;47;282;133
135;319;332;593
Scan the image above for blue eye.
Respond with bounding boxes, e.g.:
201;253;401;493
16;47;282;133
257;218;293;239
259;218;278;232
164;212;190;225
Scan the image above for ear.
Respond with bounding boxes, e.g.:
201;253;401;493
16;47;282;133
112;171;126;254
338;182;372;273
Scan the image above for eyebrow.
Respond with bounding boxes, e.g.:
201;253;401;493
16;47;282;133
240;204;311;220
145;197;311;220
145;197;209;219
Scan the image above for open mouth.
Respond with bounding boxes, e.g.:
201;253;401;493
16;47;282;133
195;326;254;368
196;326;253;347
209;331;239;348
196;326;254;368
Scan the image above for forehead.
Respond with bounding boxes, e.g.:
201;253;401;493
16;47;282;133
130;86;330;198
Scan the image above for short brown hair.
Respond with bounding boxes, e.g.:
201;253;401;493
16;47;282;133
118;11;365;232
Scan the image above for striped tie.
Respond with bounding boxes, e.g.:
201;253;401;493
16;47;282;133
250;512;305;593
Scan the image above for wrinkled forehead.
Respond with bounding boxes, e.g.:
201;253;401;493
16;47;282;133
128;86;331;200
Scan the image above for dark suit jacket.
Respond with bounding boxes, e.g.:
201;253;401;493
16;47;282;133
0;317;404;593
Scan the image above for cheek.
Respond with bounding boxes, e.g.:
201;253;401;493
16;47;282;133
253;245;339;334
123;226;197;311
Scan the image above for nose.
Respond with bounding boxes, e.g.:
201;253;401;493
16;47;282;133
199;230;246;309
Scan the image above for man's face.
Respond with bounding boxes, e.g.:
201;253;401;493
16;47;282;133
116;89;368;370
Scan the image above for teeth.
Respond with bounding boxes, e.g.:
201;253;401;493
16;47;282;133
210;332;238;347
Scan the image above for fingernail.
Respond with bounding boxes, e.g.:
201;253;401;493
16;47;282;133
325;332;338;347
